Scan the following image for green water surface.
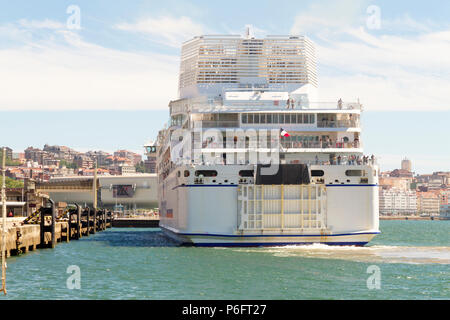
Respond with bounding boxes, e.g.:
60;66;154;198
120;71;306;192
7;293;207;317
2;220;449;300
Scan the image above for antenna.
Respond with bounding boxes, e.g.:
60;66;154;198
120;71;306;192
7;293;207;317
245;25;251;39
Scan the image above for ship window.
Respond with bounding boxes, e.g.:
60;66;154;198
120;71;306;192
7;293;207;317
285;114;291;124
195;170;218;177
248;114;254;124
279;114;284;124
267;114;272;124
177;171;181;177
242;114;247;124
254;114;260;124
303;114;309;123
311;170;325;177
239;170;254;177
297;114;303;123
260;114;266;124
184;170;190;177
346;170;364;176
273;114;279;123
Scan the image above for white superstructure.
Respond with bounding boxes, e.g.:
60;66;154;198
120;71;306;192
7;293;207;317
156;32;380;246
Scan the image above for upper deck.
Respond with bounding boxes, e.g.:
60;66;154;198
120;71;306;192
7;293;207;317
170;95;362;115
178;35;317;99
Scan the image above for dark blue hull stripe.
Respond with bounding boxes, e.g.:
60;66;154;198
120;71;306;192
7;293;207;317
326;184;378;187
172;184;378;190
172;184;238;190
194;242;368;247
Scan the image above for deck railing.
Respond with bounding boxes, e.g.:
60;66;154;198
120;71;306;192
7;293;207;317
170;98;362;114
317;120;360;128
195;140;362;150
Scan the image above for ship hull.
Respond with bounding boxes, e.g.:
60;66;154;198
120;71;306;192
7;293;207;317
161;225;379;247
158;164;380;247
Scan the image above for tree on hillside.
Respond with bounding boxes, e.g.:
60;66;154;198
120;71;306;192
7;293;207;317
0;176;24;188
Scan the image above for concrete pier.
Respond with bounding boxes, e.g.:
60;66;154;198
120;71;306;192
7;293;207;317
0;205;113;259
0;222;69;257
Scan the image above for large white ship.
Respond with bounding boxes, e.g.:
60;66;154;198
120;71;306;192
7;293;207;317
155;31;380;246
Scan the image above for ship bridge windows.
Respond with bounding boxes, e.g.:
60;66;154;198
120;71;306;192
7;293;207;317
241;113;315;125
171;114;186;127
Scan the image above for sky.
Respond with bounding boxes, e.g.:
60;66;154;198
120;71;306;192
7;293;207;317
0;0;449;174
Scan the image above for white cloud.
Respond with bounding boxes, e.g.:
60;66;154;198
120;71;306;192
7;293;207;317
289;2;450;111
115;15;205;47
290;0;369;35
0;22;179;111
17;18;65;30
315;27;450;111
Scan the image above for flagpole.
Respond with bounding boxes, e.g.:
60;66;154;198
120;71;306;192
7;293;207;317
1;147;7;295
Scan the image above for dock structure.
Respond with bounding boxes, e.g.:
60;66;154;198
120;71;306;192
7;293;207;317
0;200;114;259
112;217;159;228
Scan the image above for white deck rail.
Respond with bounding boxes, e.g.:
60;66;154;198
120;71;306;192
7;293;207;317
237;184;327;231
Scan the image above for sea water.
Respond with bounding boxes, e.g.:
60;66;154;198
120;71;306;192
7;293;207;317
2;220;448;300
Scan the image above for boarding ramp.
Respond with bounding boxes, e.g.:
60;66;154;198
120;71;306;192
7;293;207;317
237;184;327;231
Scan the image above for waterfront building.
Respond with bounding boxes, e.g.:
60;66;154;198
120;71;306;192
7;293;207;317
379;188;417;216
416;191;440;216
440;204;450;220
46;174;158;210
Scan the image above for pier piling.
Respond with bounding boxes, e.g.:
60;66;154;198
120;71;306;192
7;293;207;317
40;199;56;249
69;204;81;240
1;202;113;262
92;208;96;234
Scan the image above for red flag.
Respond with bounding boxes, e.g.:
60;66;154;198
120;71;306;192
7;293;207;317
280;128;290;137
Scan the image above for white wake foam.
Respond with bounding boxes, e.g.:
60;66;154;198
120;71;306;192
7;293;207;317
233;244;450;265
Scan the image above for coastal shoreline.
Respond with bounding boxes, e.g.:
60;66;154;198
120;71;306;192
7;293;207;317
380;216;446;220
